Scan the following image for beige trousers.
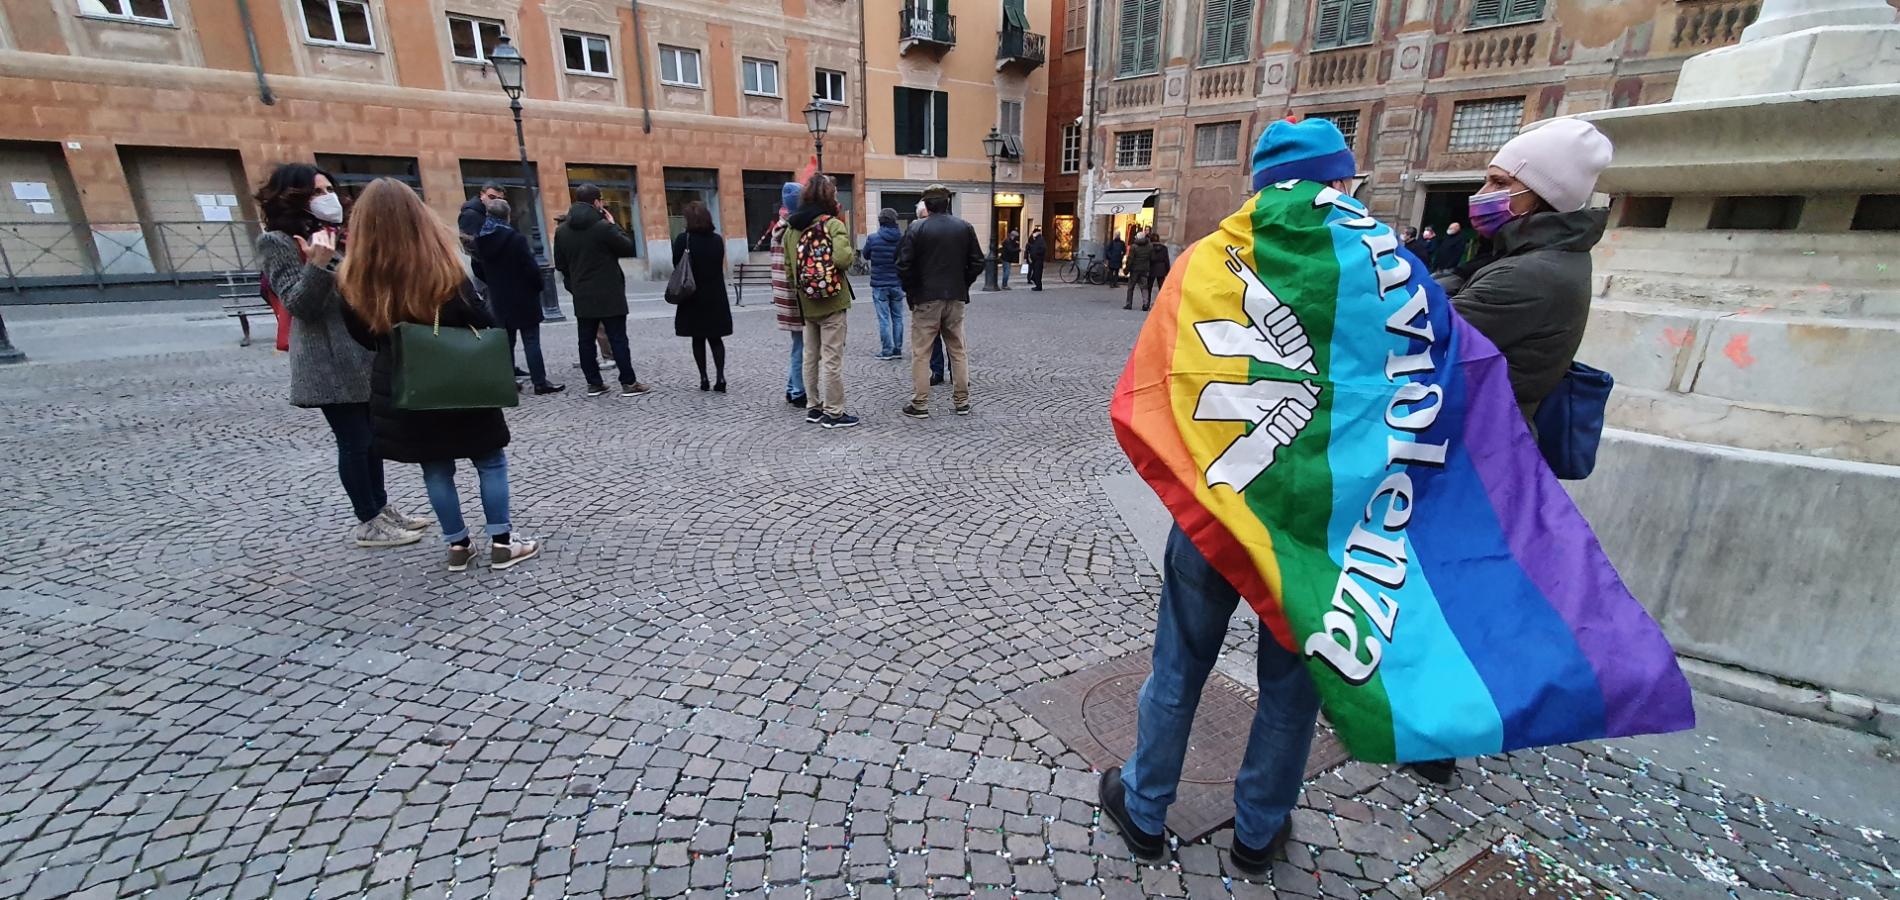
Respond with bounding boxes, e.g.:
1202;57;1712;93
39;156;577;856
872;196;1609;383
909;300;969;409
802;310;848;416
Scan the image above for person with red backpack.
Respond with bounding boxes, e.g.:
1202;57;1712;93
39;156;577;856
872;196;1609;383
783;173;859;429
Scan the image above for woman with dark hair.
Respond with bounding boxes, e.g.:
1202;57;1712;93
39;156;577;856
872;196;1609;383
671;201;733;391
339;178;539;573
253;163;427;549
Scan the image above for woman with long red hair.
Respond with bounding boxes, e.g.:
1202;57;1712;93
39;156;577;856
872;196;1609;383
338;178;539;572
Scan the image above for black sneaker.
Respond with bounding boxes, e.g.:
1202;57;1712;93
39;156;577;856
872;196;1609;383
805;408;825;424
1098;767;1167;863
534;383;566;395
902;404;930;419
1409;759;1458;785
586;384;610;397
954;403;971;416
821;414;860;429
787;392;807;406
1228;819;1292;878
930;374;946;386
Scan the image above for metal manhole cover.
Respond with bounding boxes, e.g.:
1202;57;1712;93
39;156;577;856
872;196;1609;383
1015;652;1353;841
1426;837;1620;899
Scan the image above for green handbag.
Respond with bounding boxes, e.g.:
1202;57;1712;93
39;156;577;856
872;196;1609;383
389;307;519;411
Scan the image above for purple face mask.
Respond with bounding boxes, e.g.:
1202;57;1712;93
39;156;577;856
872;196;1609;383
1468;188;1530;238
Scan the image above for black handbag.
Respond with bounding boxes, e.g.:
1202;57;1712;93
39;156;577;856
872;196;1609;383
665;248;696;305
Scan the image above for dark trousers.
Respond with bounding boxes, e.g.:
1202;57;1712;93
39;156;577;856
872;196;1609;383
508;324;551;388
1028;258;1044;288
577;315;637;387
318;403;387;523
930;335;951;380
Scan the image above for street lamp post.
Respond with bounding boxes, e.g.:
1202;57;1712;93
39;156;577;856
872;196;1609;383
487;35;564;322
981;129;1006;292
0;310;25;365
803;96;833;173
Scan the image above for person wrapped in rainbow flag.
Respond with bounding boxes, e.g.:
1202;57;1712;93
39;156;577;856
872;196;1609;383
1098;118;1694;874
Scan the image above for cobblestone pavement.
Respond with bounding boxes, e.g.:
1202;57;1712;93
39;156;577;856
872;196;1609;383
2;286;1895;900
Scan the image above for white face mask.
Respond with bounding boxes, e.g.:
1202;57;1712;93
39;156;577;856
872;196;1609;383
309;193;344;224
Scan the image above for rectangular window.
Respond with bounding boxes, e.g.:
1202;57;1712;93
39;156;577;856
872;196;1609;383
659;45;702;87
1193;121;1241;166
1064;0;1088;52
1060;122;1083;174
1000;100;1023;139
562;32;611;76
742;170;795;249
78;0;171;23
447;13;504;63
664;167;720;238
301;0;374;48
1116;0;1164;77
1115;130;1155;169
1468;0;1546;28
1201;0;1254;65
1447;97;1524;152
314;154;421;203
567;165;641;256
1309;110;1360;158
1312;0;1377;50
893;87;949;158
742;58;780;97
815;68;847;105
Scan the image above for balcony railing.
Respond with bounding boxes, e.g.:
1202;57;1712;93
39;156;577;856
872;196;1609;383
900;5;956;51
1672;0;1758;51
1302;48;1378;90
1451;31;1543;73
996;27;1046;71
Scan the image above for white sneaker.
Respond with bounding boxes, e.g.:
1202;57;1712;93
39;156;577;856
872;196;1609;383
378;505;432;532
352;517;423;548
491;538;541;570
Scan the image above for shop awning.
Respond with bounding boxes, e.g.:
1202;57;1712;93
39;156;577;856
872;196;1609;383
1093;189;1154;216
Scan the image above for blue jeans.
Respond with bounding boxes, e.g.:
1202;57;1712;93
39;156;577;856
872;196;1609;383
318;403;386;523
1000;261;1012;288
872;286;906;356
419;451;511;544
787;331;806;399
1122;524;1320;847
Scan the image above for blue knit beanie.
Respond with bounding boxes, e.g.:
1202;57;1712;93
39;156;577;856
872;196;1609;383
781;182;802;212
1251;119;1358;191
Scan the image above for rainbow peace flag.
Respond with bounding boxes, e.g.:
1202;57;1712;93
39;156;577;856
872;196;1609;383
1111;181;1694;762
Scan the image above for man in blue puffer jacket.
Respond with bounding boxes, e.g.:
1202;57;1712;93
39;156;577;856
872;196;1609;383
861;208;906;360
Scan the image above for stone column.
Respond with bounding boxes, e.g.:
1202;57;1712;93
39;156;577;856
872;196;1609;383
1741;0;1898;41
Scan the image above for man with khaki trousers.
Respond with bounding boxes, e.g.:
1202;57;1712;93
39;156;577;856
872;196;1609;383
895;185;986;419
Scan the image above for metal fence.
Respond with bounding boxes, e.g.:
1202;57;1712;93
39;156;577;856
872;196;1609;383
1;220;261;293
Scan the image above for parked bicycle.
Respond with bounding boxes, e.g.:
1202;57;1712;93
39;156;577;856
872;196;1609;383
1060;253;1107;286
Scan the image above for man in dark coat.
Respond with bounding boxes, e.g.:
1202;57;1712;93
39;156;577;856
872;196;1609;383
1104;233;1126;287
459;183;504;282
553;183;647;396
1430;221;1471;273
895;184;985;419
1025;226;1047;291
474;199;562;395
861;208;907;359
1000;229;1020;289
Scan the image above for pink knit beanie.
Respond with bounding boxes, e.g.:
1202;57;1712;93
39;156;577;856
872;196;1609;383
1489;119;1613;213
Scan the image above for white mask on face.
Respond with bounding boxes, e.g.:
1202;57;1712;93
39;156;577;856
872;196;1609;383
309;193;344;224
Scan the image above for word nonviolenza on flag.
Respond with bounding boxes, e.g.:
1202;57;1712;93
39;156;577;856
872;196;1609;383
1110;180;1695;763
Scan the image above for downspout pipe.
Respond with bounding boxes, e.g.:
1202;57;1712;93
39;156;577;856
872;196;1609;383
235;0;276;105
629;0;653;133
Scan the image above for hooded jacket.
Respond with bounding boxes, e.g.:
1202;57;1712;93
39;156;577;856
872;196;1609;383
861;222;904;290
783;203;856;319
472;220;543;329
552;202;637;319
1436;209;1607;421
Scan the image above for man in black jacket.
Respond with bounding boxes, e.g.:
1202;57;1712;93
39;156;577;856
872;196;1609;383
459;183;504;283
553;183;648;397
894;184;984;419
474;199;563;395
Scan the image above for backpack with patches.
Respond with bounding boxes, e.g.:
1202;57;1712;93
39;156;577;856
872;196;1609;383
795;215;842;303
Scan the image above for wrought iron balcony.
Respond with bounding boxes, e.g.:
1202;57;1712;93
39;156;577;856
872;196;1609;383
996;26;1046;72
900;5;956;52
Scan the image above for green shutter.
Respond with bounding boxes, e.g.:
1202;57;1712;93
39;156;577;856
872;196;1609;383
1226;0;1253;61
1202;0;1229;63
1138;0;1163;72
1468;0;1504;27
932;91;949;158
1343;0;1376;45
894;87;913;155
1503;0;1544;23
1005;0;1030;30
1313;0;1345;48
1118;0;1141;75
934;0;951;38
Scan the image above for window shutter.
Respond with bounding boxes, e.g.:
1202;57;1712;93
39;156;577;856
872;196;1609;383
1118;0;1141;75
1226;0;1253;62
1313;0;1345;48
1139;0;1163;72
1468;0;1504;27
894;88;913;155
932;91;950;158
1202;0;1228;64
933;0;951;38
1343;0;1376;45
1503;0;1544;23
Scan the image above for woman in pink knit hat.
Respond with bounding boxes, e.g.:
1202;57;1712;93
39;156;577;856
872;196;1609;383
1435;117;1614;426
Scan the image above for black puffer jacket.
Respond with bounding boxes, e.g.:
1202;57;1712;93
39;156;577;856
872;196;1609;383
894;213;985;305
347;287;510;465
552;203;637;319
472;223;543;329
1436;209;1607;421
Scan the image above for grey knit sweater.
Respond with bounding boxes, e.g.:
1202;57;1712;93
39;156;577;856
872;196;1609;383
257;231;373;407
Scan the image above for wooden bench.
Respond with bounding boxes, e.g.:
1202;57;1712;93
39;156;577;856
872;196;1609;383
216;270;270;347
732;262;774;307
